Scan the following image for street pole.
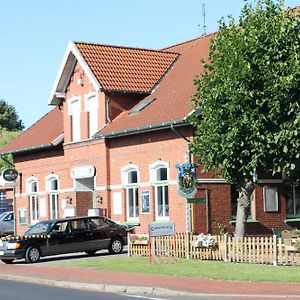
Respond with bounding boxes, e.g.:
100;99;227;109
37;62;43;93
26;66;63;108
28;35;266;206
185;148;190;259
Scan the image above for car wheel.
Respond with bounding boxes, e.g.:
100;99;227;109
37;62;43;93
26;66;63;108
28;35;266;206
108;237;123;254
25;246;41;263
85;250;97;256
1;259;14;264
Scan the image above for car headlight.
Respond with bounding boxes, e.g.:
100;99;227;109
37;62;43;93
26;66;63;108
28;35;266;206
7;242;21;250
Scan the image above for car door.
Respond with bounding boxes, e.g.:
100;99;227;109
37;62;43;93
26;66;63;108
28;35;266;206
68;219;94;252
89;217;113;250
44;220;73;256
1;212;14;235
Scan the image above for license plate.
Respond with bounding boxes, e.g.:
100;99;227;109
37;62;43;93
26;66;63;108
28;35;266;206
0;251;4;256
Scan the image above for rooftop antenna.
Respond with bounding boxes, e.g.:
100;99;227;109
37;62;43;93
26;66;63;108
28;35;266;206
202;3;207;36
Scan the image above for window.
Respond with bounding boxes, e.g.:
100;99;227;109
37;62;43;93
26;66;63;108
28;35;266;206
18;208;27;225
48;177;59;220
150;161;169;220
85;94;99;138
264;187;278;212
121;165;139;222
286;183;300;216
27;178;38;223
231;184;253;218
68;98;81;142
0;191;6;214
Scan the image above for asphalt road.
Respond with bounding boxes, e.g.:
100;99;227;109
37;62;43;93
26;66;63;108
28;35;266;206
0;278;229;300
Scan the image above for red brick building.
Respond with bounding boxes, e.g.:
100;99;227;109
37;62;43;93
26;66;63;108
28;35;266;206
1;35;299;235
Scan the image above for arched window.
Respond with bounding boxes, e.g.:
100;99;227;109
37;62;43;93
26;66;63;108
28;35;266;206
46;175;59;220
26;177;39;223
85;94;99;138
150;161;170;220
68;98;81;142
121;164;139;222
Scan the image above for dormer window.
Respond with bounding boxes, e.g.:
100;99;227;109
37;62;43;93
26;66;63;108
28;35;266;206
68;98;81;142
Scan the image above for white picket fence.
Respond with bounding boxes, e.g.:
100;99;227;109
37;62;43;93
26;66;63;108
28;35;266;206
128;233;300;266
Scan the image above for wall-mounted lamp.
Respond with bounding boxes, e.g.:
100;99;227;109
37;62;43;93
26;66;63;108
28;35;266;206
96;194;103;205
66;195;72;205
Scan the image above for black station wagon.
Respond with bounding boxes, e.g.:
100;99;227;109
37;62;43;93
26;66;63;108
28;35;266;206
0;216;130;264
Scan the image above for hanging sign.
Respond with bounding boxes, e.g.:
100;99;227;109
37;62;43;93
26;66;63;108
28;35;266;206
175;163;198;198
2;168;18;182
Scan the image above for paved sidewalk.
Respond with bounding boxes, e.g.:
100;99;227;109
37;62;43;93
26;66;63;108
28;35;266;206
0;262;300;299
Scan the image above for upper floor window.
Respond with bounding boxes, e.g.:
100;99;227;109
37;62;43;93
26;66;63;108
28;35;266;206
85;94;99;138
150;160;170;220
286;183;300;216
68;98;81;142
121;164;139;222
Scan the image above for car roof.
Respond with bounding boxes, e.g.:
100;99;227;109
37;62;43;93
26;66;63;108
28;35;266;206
51;215;105;223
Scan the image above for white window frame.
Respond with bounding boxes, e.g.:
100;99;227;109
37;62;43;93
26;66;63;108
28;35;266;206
121;164;140;222
46;174;60;220
68;97;81;142
26;177;39;223
263;187;279;212
150;160;170;221
287;183;300;216
85;92;99;138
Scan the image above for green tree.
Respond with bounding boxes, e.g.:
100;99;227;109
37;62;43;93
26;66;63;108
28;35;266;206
190;0;300;238
0;99;24;131
0;129;20;172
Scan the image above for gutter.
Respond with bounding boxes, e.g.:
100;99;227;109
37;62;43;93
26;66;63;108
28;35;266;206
0;143;58;156
95;119;190;140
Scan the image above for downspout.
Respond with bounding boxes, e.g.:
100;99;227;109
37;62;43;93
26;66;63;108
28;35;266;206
106;92;114;123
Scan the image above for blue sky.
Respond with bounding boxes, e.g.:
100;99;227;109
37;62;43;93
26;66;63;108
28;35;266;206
1;0;299;128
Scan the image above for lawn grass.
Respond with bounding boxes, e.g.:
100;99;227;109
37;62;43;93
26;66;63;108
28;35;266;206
57;256;300;283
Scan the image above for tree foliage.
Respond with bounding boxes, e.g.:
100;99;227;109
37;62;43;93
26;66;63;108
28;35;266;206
191;0;300;183
0;129;20;172
0;99;24;131
190;0;300;237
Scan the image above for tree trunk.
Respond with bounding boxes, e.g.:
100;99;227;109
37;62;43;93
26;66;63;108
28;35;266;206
235;179;254;240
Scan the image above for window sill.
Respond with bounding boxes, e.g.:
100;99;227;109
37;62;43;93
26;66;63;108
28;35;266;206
284;218;300;223
230;219;259;224
125;220;140;226
153;219;170;223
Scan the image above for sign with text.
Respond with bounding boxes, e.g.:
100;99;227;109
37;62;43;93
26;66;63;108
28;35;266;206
2;168;18;182
188;197;206;204
149;222;175;237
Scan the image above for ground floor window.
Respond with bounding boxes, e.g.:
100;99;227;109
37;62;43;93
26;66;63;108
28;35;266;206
231;185;252;219
155;185;169;219
0;191;6;214
50;193;59;220
126;187;139;220
18;208;27;225
30;195;38;222
286;183;300;216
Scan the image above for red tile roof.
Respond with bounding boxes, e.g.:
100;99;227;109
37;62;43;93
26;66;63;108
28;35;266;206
97;34;214;137
75;42;179;93
0;107;63;154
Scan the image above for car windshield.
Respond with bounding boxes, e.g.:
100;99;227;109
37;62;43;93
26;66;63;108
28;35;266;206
0;212;8;221
25;221;55;235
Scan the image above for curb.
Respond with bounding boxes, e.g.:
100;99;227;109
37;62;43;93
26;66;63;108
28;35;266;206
0;273;195;297
1;273;300;298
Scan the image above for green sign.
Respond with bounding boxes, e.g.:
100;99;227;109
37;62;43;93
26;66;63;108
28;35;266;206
188;197;206;204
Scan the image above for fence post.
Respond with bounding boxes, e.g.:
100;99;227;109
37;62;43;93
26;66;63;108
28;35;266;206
223;233;228;262
273;235;278;266
127;232;131;257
